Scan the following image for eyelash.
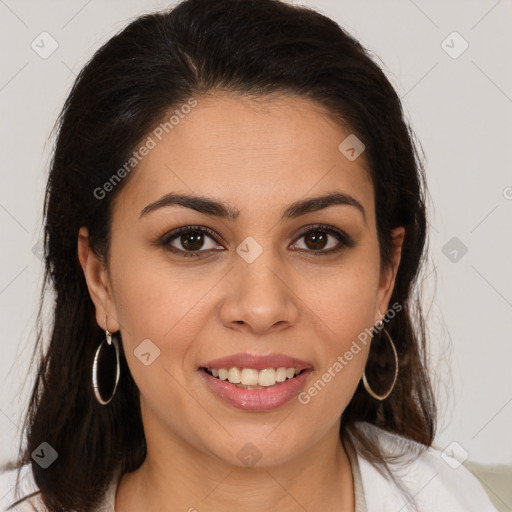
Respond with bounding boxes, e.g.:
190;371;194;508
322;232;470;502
158;224;355;258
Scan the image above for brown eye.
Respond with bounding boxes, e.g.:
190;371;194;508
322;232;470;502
303;231;329;250
291;224;355;254
162;226;224;256
179;231;205;251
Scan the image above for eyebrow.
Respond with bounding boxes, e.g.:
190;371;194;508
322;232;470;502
139;191;366;224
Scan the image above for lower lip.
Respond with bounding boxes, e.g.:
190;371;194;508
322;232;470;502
199;369;312;411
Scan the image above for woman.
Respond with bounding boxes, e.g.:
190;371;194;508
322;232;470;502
0;0;498;510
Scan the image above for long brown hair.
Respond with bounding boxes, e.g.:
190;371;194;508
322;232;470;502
5;0;435;510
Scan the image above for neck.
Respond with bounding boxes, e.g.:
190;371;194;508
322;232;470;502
115;417;355;512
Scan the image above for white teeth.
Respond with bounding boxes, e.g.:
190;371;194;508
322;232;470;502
207;367;302;387
276;367;287;382
228;367;241;383
258;368;276;387
240;368;259;386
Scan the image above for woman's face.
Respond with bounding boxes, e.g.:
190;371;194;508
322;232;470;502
79;93;403;468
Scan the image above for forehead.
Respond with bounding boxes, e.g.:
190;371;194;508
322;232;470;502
113;93;374;222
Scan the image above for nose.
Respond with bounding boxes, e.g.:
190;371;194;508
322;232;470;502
219;248;300;335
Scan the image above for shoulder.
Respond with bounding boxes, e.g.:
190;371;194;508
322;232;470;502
0;465;47;512
352;422;499;512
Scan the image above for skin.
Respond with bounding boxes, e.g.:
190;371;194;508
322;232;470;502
78;93;404;512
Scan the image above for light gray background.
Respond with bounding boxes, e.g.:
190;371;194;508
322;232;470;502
1;0;511;469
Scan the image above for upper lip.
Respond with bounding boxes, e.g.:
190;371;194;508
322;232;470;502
200;352;313;371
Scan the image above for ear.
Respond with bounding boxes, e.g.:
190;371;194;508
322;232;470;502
77;226;120;332
375;226;405;322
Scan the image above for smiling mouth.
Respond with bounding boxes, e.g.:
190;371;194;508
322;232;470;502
201;367;307;389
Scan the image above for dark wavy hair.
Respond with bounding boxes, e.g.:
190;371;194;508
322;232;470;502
4;0;436;510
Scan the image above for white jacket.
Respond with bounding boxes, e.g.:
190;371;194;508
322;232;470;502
0;423;498;512
350;422;499;511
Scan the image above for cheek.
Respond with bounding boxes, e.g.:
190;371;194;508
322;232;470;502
110;245;214;340
110;261;210;434
295;251;379;417
108;250;216;395
298;288;372;430
301;248;381;337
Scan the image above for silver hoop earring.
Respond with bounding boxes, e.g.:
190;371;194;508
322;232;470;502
362;320;398;401
92;316;120;405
